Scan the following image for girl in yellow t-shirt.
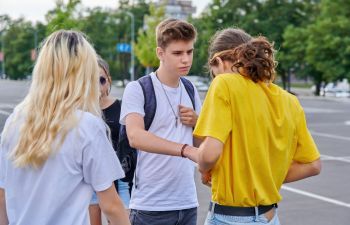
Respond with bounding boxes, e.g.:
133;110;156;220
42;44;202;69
193;28;321;225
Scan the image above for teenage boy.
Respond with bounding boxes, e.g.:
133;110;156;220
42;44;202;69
119;18;201;225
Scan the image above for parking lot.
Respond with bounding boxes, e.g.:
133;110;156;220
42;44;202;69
0;79;349;225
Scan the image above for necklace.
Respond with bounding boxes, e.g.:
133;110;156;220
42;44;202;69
156;73;182;127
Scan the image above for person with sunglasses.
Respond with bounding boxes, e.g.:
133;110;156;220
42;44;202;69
193;28;321;225
89;57;131;225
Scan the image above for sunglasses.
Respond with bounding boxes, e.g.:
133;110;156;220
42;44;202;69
100;76;107;85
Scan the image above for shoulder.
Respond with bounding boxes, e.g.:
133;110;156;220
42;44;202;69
77;111;106;134
1;112;17;147
279;87;302;108
209;74;235;92
122;81;144;101
125;80;142;92
110;99;121;109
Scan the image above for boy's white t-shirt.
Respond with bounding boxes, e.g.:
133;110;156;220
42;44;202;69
120;72;202;211
0;111;124;225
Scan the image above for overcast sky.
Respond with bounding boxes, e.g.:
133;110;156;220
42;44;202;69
0;0;210;23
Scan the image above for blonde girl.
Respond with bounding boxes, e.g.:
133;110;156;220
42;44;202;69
0;30;130;225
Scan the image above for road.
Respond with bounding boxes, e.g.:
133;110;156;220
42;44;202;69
1;79;349;225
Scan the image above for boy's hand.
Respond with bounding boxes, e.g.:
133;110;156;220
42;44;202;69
179;105;198;127
199;169;212;187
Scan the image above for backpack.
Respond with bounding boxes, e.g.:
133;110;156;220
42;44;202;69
117;74;196;183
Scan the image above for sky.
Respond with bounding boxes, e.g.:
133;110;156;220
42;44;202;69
0;0;211;23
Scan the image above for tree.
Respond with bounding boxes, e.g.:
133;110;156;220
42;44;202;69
190;5;218;76
191;0;322;87
79;7;123;79
282;0;350;95
282;25;323;95
134;4;165;74
2;18;36;79
45;0;83;34
305;0;350;82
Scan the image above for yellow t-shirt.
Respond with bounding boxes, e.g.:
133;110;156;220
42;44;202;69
193;73;320;206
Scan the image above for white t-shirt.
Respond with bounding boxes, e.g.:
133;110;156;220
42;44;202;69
120;72;202;211
0;111;124;225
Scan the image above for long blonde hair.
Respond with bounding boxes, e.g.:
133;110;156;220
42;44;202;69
6;30;101;168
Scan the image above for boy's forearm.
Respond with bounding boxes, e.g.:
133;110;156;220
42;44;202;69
284;159;321;183
129;128;189;157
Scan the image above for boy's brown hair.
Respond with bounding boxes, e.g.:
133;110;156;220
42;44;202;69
156;18;197;49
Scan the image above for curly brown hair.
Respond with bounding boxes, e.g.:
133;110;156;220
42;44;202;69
208;28;277;82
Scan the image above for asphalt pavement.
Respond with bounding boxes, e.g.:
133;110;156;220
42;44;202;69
0;80;349;225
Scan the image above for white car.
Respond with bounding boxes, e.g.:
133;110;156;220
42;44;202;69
186;75;210;92
321;83;350;97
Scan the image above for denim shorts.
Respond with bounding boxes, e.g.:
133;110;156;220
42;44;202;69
204;208;280;225
89;180;130;208
129;207;197;225
90;191;99;205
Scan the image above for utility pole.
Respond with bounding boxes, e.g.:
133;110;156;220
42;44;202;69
125;11;135;81
34;29;38;55
0;21;8;78
1;32;5;78
31;29;38;61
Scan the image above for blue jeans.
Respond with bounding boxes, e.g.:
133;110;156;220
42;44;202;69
129;207;197;225
204;208;280;225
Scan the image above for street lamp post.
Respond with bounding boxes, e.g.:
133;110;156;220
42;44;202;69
1;33;4;77
125;11;135;81
34;29;38;53
32;29;38;62
0;22;8;78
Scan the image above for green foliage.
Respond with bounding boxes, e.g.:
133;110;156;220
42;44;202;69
1;0;349;91
79;8;121;78
305;0;350;81
45;0;83;34
134;4;164;70
190;0;321;80
189;20;211;76
2;19;36;79
282;0;350;94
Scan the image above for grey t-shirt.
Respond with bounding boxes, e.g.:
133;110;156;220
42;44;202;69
0;111;124;225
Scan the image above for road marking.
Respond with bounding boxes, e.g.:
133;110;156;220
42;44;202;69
0;110;10;116
321;154;350;163
0;103;16;109
282;186;350;208
309;122;344;127
303;107;343;113
310;131;350;141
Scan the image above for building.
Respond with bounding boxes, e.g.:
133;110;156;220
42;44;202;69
157;0;196;20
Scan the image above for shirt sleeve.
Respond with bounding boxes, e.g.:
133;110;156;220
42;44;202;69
119;81;145;125
0;136;5;189
193;77;232;144
193;85;202;115
0;114;13;189
293;106;320;163
82;124;125;192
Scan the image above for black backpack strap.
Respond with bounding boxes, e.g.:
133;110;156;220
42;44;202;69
116;74;157;184
180;77;196;110
138;74;157;130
